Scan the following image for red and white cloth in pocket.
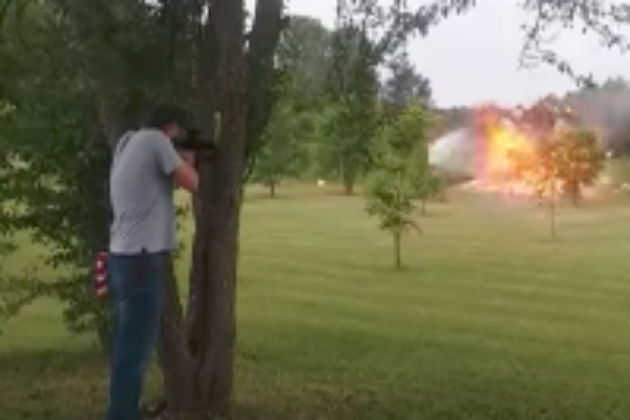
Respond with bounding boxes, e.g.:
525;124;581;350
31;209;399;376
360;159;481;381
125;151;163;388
94;251;109;299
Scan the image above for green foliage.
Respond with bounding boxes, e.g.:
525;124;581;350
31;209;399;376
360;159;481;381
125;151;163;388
253;16;334;192
366;104;430;268
0;2;108;337
321;99;378;194
277;15;333;107
265;18;379;191
367;171;418;232
0;0;625;340
0;0;188;339
0;100;14;118
305;102;342;178
326;0;472;194
383;50;432;116
326;25;380;194
327;0;510;120
555;127;604;204
254;99;310;196
0;231;43;334
415;171;447;213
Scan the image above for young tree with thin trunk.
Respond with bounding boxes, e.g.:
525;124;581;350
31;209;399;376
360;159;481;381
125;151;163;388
366;104;430;269
555;128;604;205
509;125;564;240
534;137;562;240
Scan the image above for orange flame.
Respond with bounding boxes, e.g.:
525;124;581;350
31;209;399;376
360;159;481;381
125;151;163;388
474;107;535;181
485;121;533;179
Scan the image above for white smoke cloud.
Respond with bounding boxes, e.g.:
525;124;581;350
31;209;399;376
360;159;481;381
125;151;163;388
429;128;476;178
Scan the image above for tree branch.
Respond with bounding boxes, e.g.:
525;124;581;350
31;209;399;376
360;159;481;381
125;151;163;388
520;0;630;87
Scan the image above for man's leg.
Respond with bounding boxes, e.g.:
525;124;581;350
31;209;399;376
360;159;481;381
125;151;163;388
106;254;166;420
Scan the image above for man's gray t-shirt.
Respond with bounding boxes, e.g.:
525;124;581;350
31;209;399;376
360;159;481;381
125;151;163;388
109;128;183;254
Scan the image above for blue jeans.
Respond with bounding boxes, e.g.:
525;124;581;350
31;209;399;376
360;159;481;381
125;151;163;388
106;252;168;420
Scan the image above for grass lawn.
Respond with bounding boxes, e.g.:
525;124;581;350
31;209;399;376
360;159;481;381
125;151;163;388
1;186;629;419
606;157;630;185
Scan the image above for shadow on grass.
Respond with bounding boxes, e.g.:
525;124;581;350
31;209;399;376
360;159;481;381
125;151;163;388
244;192;299;202
243;183;360;202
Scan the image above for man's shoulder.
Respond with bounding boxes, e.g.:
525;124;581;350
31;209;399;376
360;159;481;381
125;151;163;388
126;129;173;157
135;128;170;143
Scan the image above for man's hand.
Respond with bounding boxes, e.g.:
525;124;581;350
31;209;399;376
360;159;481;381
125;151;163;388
173;152;199;193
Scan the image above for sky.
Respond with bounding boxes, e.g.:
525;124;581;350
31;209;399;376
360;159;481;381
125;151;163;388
255;0;629;108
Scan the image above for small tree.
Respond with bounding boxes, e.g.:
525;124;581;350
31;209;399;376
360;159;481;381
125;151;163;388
535;136;562;240
507;129;562;240
555;127;604;205
508;122;604;239
367;171;418;269
366;104;429;269
508;128;564;240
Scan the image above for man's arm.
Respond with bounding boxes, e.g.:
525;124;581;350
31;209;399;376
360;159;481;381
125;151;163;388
173;158;199;192
154;136;199;193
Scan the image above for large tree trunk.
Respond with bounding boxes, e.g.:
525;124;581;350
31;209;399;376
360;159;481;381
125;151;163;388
159;262;197;415
157;0;284;417
192;0;246;414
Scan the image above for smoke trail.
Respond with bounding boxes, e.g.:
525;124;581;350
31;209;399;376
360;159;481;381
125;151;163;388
429;128;476;178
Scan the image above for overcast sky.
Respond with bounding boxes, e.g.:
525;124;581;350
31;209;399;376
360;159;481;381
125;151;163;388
257;0;629;108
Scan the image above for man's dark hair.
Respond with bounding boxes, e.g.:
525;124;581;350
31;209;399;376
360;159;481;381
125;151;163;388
147;104;187;130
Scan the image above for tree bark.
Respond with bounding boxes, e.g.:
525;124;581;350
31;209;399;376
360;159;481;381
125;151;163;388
343;176;355;195
270;181;276;198
570;184;580;206
394;231;402;270
96;89;128;150
246;0;285;157
188;0;246;415
159;260;197;415
157;0;285;417
550;177;557;240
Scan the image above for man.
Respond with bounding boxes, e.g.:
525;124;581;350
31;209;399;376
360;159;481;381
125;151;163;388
106;104;198;420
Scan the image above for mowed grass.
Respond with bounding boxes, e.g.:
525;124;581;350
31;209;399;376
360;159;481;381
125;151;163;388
1;186;629;419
